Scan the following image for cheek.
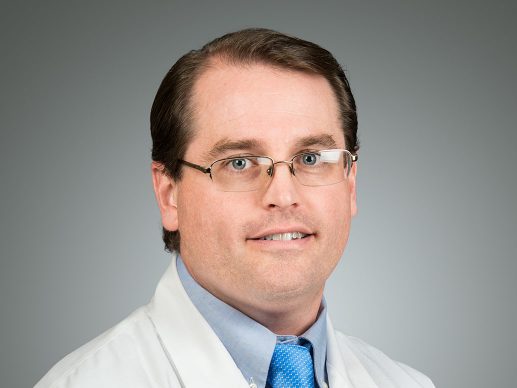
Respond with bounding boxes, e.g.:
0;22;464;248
177;189;245;253
320;188;352;247
178;196;214;249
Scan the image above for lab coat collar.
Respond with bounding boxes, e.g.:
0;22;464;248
147;253;249;388
326;318;379;388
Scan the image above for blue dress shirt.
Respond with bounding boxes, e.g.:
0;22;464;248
177;255;328;388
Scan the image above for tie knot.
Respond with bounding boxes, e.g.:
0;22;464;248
267;341;315;388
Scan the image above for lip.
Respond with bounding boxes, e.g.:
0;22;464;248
247;225;314;240
246;233;315;250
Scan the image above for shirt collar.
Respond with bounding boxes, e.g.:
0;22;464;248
177;255;327;388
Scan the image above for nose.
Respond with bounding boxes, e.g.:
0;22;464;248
261;161;300;209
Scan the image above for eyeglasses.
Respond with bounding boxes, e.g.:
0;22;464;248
178;149;358;192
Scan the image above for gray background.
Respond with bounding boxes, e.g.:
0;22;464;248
1;1;516;387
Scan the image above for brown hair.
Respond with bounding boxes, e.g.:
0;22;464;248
150;28;359;253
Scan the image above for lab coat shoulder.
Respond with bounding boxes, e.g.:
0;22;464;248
34;306;180;388
334;330;435;388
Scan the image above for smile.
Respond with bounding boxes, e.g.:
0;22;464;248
259;232;309;241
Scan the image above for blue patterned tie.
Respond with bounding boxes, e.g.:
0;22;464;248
267;340;316;388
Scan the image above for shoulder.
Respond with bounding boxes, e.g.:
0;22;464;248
35;307;169;388
334;330;435;388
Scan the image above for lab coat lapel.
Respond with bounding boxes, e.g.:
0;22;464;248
146;254;249;388
326;317;379;388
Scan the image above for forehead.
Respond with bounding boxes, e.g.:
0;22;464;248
187;62;343;160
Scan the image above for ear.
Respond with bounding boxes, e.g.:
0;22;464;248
348;161;358;217
151;161;179;231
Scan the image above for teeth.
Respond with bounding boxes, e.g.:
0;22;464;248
261;232;308;241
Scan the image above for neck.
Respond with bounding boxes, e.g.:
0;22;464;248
179;255;325;336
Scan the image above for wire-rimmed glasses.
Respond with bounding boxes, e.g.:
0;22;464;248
179;149;358;192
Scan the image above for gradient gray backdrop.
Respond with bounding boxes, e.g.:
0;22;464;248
2;1;516;387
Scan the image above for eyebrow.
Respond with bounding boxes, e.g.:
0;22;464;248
203;133;340;162
294;134;339;149
203;138;265;161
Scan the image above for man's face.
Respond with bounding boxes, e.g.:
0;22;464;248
167;62;356;315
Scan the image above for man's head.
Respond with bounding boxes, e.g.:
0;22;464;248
151;28;358;327
151;28;358;253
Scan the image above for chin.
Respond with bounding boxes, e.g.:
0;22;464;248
253;271;323;302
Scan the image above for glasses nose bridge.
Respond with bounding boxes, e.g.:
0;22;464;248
269;159;296;177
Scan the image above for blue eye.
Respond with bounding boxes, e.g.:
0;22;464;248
231;159;247;170
301;153;319;166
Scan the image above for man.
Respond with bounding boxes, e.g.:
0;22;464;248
36;28;434;387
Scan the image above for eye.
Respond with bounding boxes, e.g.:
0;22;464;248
301;152;320;166
222;157;256;172
231;158;248;170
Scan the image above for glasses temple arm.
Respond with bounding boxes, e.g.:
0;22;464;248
178;160;211;174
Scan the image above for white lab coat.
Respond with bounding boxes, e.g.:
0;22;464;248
35;254;434;387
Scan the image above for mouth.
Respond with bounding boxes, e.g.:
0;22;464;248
256;232;310;241
248;230;314;242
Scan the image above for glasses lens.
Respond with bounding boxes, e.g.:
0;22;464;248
211;156;272;192
292;150;351;186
